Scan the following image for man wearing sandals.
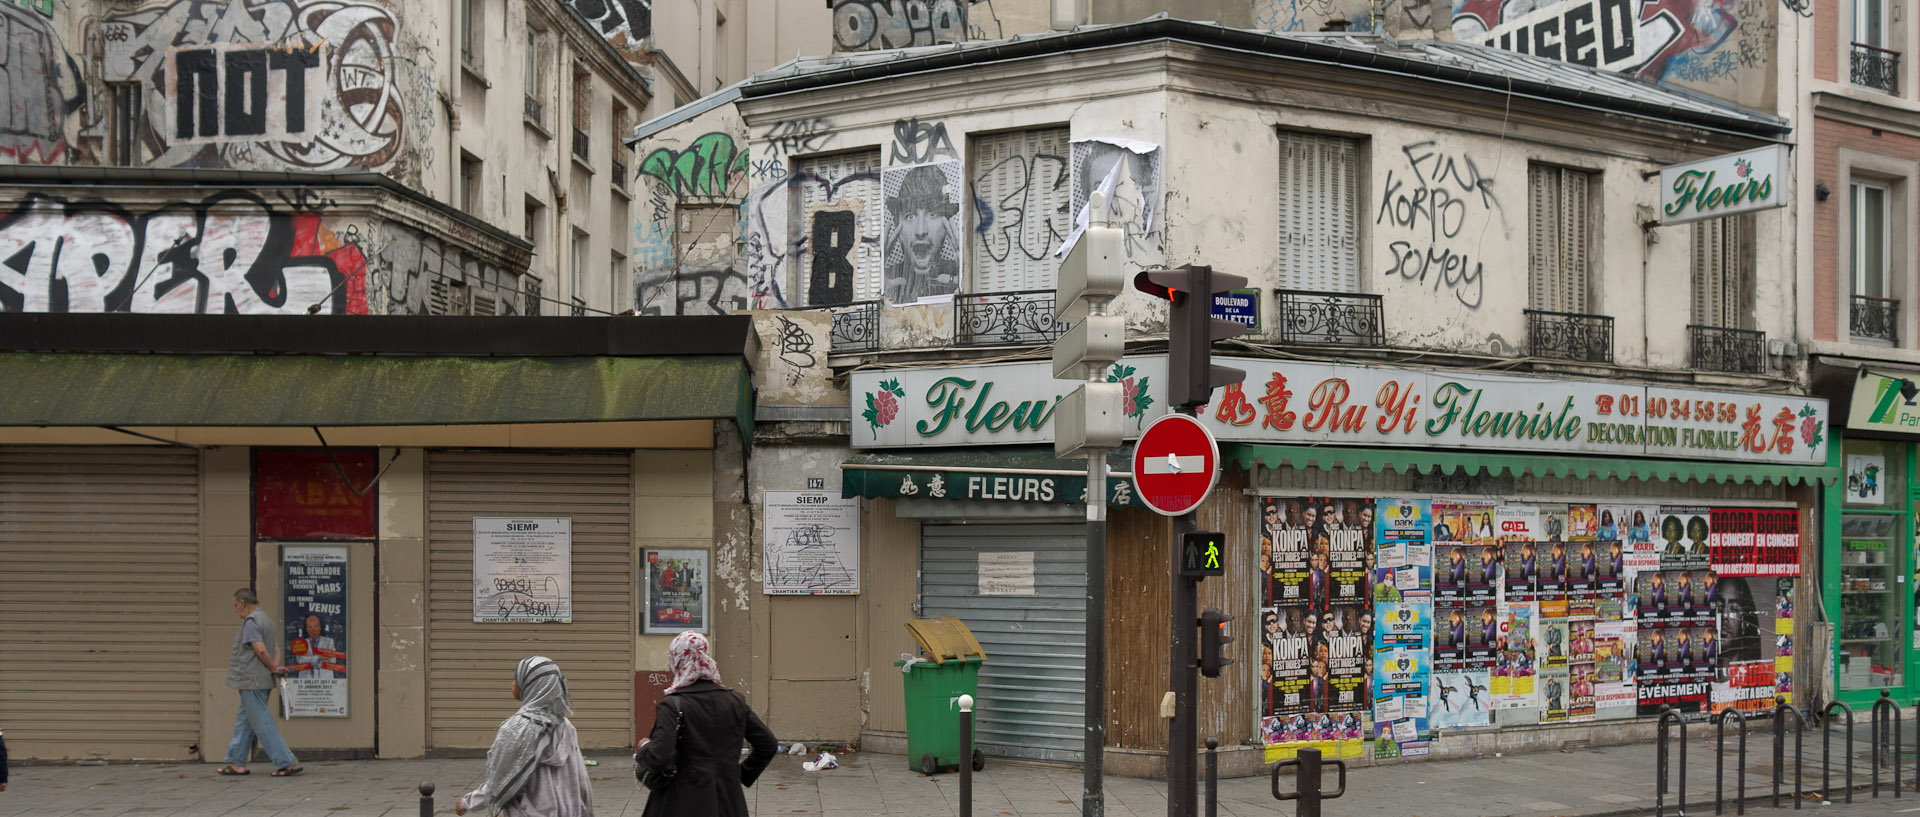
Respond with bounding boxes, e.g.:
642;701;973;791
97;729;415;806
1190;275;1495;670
218;588;303;778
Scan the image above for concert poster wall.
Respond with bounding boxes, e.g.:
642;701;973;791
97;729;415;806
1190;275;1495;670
1261;496;1373;761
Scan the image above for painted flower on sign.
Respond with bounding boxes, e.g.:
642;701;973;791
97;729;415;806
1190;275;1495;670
862;378;906;439
1799;405;1825;448
1734;158;1752;178
1108;364;1154;427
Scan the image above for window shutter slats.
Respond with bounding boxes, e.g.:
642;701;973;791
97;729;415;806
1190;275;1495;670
1528;165;1593;314
795;150;883;306
969;127;1070;293
1278;132;1359;292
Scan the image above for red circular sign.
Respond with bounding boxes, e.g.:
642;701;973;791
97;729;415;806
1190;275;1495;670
1131;413;1220;516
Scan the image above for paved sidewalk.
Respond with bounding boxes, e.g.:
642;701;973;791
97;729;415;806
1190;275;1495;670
0;734;1913;817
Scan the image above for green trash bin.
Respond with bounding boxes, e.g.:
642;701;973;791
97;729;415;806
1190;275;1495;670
897;616;988;775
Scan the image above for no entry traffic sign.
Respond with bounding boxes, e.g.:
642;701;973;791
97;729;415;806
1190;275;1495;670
1131;413;1220;516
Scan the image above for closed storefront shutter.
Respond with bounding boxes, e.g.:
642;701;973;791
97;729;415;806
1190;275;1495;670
919;522;1086;763
426;450;634;749
0;447;200;760
796;149;884;306
1277;131;1361;292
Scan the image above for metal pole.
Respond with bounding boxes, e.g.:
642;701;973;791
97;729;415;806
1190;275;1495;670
961;694;975;817
1084;439;1108;817
1205;737;1218;817
1169;510;1200;817
419;782;434;817
1298;747;1324;817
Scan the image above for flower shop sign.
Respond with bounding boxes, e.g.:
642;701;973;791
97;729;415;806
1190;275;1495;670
1657;145;1787;226
849;358;1829;467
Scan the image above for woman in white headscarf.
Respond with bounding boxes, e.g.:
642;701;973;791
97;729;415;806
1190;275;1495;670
456;656;594;817
636;632;778;817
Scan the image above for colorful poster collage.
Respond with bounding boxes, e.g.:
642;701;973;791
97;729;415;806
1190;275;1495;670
1260;497;1375;760
1259;498;1800;756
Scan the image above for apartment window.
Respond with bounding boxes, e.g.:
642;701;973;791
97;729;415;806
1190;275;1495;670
795;150;882;306
611;251;630;314
969;128;1069;294
108;83;143;166
611;102;631;183
570;230;589;314
525;198;544;247
1527;164;1595;314
1851;0;1900;91
1278;131;1361;292
1854;182;1889;298
461;0;483;69
1690;215;1754;328
460;152;483;215
524;30;546;127
1856;0;1885;48
571;70;591;162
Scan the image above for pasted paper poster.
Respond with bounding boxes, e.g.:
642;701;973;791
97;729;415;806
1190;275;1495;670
763;491;860;595
473;517;572;623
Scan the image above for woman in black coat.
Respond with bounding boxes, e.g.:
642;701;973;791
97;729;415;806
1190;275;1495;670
637;631;779;817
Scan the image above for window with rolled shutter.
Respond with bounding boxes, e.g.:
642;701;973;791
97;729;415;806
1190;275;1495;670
1527;164;1593;313
1277;131;1360;292
794;150;883;306
1690;215;1753;328
970;128;1071;293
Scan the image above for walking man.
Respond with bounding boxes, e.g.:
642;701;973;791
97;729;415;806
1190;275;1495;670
218;588;302;777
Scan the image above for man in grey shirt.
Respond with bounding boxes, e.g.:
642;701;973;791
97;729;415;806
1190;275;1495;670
218;588;302;776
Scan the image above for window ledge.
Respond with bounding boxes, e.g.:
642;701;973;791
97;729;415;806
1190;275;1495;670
571;152;595;176
611;179;632;200
461;60;490;89
525;117;552;141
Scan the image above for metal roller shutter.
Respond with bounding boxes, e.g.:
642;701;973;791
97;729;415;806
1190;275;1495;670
919;522;1086;763
0;447;200;760
426;450;634;749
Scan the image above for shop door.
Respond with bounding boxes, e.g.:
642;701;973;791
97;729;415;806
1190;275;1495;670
0;447;201;760
919;522;1086;763
1833;439;1909;703
425;450;634;749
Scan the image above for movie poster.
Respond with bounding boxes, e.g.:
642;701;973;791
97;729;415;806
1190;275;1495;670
1373;600;1431;757
1492;602;1537;708
281;545;349;717
1375;499;1432;604
643;548;709;634
1429;668;1492;729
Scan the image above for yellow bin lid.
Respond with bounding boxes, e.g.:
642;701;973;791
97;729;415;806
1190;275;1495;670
904;616;987;664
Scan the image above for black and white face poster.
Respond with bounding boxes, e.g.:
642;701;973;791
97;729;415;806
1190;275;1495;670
282;545;348;717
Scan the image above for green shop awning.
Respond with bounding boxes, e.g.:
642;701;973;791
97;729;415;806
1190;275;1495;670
0;353;754;432
842;446;1141;507
1227;444;1839;486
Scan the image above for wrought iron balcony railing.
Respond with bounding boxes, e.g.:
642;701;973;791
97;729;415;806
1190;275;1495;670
830;300;881;354
955;289;1064;347
1688;325;1767;374
524;95;544;126
1276;289;1384;347
1851;42;1901;93
570;297;587;317
572;128;590;162
1851;294;1900;342
522;277;544;316
1525;309;1614;363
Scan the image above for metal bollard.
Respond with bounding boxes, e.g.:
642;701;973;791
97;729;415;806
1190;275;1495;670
1272;747;1347;817
958;694;974;817
1205;738;1219;817
1715;708;1746;815
1822;700;1855;804
419;781;435;817
1871;689;1902;799
1656;706;1688;817
1771;699;1805;810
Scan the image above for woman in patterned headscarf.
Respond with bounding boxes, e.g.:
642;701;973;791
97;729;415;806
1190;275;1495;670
456;656;593;817
636;632;779;817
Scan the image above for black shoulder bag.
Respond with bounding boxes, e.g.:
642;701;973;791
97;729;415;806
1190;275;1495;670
634;696;684;793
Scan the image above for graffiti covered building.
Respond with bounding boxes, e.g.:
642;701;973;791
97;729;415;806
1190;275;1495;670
0;0;651;316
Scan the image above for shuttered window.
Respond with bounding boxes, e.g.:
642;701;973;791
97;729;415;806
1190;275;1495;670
1528;164;1594;313
970;128;1071;293
794;150;883;306
1277;131;1361;292
426;450;634;749
1690;215;1753;328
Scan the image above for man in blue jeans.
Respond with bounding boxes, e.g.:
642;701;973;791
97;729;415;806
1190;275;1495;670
218;588;302;777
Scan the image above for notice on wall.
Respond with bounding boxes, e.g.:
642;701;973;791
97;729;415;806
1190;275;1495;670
473;517;572;623
763;491;860;595
281;545;348;717
1373;601;1431;757
979;551;1036;596
643;548;708;635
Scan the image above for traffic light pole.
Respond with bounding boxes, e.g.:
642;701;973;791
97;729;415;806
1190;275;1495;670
1169;506;1200;817
1083;437;1108;817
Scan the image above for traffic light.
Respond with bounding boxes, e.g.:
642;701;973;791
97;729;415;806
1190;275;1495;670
1199;607;1234;678
1132;265;1247;408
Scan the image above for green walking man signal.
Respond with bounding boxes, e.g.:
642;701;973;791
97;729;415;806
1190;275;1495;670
1180;530;1225;578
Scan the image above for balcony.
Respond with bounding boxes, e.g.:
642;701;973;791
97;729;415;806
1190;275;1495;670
571;297;587;317
1276;289;1384;347
572;128;590;162
524;95;544;126
955;289;1064;347
1688;325;1767;374
1851;294;1900;342
829;300;881;354
1851;42;1901;93
612;158;627;184
1525;309;1614;363
522;277;543;316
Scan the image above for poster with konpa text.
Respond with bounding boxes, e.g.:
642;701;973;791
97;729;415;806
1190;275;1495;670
1373;600;1431;757
281;545;348;717
1260;497;1371;762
